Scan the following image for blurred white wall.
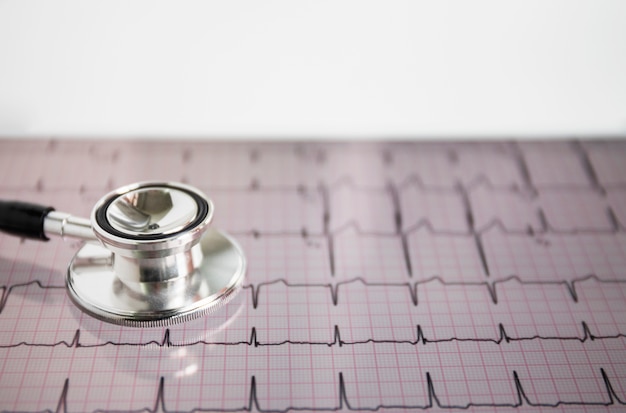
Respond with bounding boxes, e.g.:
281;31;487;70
0;0;625;139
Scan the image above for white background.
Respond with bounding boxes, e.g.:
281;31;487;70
0;0;625;139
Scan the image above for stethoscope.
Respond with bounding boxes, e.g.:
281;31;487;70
0;182;246;327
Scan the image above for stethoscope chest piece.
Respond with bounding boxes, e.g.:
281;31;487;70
66;182;246;327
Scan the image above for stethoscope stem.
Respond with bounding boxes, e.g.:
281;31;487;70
43;211;96;241
0;200;96;242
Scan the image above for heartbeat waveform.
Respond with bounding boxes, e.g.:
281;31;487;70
4;172;626;196
1;140;621;193
2;320;625;349
7;180;625;283
16;368;626;413
230;206;625;279
242;274;626;308
3;141;625;279
0;280;64;315
2;275;625;317
241;175;625;278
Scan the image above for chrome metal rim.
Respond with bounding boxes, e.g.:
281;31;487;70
66;228;246;327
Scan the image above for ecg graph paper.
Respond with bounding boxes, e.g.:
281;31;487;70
1;140;626;413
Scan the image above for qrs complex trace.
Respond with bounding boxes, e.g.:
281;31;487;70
13;369;626;413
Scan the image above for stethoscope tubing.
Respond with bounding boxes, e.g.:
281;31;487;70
0;200;93;241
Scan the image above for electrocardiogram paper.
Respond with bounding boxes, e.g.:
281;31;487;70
1;140;626;412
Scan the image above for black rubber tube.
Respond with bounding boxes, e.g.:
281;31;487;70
0;201;54;241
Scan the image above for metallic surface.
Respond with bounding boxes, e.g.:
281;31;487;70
106;187;199;236
91;182;213;256
61;181;245;327
44;211;96;240
66;228;246;327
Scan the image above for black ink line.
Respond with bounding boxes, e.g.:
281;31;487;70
229;213;625;241
318;182;335;276
3;275;624;316
25;368;626;413
2;321;625;349
456;181;490;277
0;280;65;315
239;274;623;308
4;169;626;199
511;141;538;198
532;205;616;235
607;206;623;233
55;378;69;413
387;181;413;277
572;140;606;196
